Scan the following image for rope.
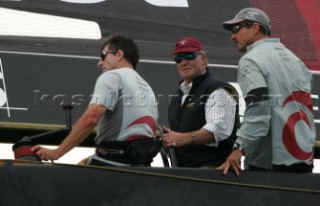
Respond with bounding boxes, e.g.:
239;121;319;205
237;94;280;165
3;159;320;195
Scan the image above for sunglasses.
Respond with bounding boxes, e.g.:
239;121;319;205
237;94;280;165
232;22;253;34
174;52;200;64
100;50;117;61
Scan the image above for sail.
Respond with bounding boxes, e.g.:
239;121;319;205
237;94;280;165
0;0;319;68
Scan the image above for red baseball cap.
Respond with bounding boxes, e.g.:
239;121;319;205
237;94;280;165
172;37;203;55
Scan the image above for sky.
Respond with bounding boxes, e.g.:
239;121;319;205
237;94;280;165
0;6;319;172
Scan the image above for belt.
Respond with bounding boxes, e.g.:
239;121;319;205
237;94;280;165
98;136;152;150
95;137;159;166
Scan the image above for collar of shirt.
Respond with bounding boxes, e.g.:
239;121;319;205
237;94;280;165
179;81;192;95
246;38;280;52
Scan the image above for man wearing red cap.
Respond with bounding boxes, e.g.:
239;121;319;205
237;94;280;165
161;37;240;167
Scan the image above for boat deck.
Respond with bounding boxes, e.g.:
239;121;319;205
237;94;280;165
1;160;319;206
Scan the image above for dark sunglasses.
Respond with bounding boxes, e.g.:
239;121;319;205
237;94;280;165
174;52;200;64
100;50;117;61
232;21;253;34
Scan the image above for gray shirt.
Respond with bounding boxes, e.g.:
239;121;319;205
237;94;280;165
236;38;316;169
90;67;159;144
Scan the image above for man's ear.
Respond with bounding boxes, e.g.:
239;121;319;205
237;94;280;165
252;23;260;34
200;53;207;65
116;49;124;61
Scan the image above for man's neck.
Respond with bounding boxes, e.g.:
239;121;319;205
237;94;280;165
116;61;133;70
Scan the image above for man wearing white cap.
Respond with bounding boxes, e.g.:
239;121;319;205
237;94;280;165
219;8;316;175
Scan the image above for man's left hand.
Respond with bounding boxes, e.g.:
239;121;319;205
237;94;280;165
217;149;243;176
31;145;61;162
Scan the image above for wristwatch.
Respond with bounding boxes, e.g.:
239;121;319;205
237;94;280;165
233;142;244;152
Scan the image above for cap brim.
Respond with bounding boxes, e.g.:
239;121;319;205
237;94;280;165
222;19;245;30
172;47;199;55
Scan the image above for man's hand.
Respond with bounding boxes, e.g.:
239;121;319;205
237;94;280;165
161;126;191;147
31;145;61;162
78;156;91;165
218;149;243;176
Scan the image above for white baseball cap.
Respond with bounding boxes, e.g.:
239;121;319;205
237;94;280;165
222;7;271;32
